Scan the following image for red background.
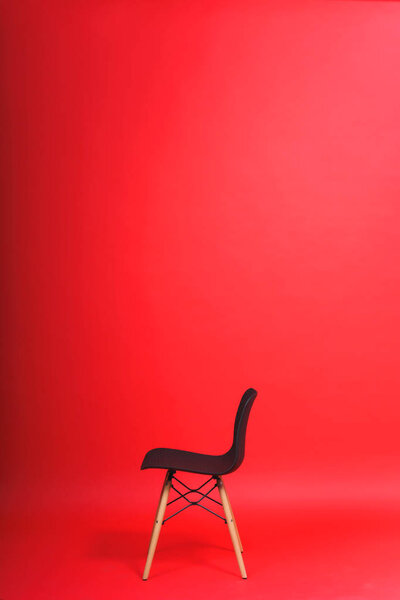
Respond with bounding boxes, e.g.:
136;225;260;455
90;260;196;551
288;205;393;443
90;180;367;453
1;1;400;599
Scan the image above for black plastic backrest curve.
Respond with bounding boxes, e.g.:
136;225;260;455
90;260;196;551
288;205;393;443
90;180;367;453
228;388;257;474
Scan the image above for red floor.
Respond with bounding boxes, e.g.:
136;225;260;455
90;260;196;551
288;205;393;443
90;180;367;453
2;476;400;600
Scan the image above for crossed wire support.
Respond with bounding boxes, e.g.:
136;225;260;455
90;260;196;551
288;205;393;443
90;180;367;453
162;473;227;524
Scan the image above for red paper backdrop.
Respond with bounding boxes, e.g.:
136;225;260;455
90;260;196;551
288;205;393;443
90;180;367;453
1;1;400;598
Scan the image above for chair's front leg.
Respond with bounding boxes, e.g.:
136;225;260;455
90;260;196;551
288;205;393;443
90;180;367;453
217;476;247;579
143;470;172;580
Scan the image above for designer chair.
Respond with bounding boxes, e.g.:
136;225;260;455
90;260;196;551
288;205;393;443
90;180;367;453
141;387;257;580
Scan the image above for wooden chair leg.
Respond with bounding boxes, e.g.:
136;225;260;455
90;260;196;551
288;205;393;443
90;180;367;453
142;470;172;580
217;476;247;579
224;481;244;552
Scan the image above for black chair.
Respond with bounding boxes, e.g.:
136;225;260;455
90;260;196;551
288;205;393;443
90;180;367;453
141;388;257;580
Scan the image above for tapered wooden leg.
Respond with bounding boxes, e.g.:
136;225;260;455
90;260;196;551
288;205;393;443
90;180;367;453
217;477;247;579
143;470;172;580
224;482;244;552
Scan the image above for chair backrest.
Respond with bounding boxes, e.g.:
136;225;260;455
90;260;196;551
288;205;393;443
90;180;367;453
227;388;257;474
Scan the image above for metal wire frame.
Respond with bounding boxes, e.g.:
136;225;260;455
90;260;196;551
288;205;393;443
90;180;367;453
162;474;226;524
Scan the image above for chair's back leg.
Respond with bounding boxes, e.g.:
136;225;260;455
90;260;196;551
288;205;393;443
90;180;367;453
217;476;247;578
224;481;243;553
143;470;172;580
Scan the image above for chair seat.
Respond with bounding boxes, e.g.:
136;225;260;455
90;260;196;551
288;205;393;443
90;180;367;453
141;447;234;476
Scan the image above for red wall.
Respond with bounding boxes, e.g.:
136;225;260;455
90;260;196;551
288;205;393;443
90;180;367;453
2;0;400;501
